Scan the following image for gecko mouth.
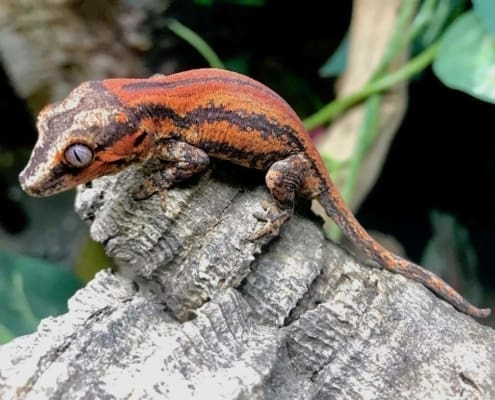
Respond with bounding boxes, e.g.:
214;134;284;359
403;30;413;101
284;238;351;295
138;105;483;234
18;164;69;197
19;172;60;196
19;155;129;197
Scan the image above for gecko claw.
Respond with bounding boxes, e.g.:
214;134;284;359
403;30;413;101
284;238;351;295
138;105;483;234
159;190;168;211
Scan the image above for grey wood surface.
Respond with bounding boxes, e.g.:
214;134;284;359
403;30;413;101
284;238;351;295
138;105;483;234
1;164;494;400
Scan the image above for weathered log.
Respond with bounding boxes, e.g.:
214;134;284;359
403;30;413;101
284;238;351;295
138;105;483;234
1;163;494;400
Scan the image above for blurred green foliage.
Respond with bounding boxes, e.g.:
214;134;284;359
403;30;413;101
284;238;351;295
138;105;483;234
422;211;484;306
472;0;495;35
0;251;82;344
74;234;113;282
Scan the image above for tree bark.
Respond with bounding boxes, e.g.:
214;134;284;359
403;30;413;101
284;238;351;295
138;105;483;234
1;163;494;400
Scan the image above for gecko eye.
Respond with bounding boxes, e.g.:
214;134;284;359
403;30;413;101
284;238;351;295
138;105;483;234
64;143;93;168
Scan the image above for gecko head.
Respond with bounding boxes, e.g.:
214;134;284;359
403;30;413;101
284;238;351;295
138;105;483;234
19;81;151;197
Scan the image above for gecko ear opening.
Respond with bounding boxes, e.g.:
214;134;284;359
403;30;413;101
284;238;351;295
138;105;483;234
64;143;94;167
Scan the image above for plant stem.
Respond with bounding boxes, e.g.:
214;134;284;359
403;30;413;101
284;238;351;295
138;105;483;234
303;40;439;131
373;0;420;78
168;19;225;69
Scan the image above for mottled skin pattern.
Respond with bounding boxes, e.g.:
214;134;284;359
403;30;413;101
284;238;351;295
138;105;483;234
19;68;490;318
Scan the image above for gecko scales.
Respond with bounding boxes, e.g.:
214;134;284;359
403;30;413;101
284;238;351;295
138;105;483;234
19;68;490;318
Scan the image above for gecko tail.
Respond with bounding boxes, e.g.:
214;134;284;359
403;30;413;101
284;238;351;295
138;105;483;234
317;188;491;319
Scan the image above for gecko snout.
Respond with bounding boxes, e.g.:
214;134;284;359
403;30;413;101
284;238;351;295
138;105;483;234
18;167;43;197
18;161;64;197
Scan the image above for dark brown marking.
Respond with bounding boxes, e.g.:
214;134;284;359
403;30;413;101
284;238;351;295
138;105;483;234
131;104;306;170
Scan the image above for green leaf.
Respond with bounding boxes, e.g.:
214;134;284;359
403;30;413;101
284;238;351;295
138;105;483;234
319;33;349;78
473;0;495;36
0;251;82;343
433;11;495;103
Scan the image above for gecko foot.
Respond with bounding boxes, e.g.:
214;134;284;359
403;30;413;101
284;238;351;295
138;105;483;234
249;201;292;241
132;174;168;211
133;177;157;200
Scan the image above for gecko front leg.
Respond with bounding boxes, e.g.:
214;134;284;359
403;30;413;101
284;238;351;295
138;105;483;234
134;140;210;209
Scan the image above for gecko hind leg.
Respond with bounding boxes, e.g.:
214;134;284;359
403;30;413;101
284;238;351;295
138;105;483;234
133;140;210;210
249;153;310;240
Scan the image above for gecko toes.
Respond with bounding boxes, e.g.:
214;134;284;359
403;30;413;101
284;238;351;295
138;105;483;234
249;202;292;240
